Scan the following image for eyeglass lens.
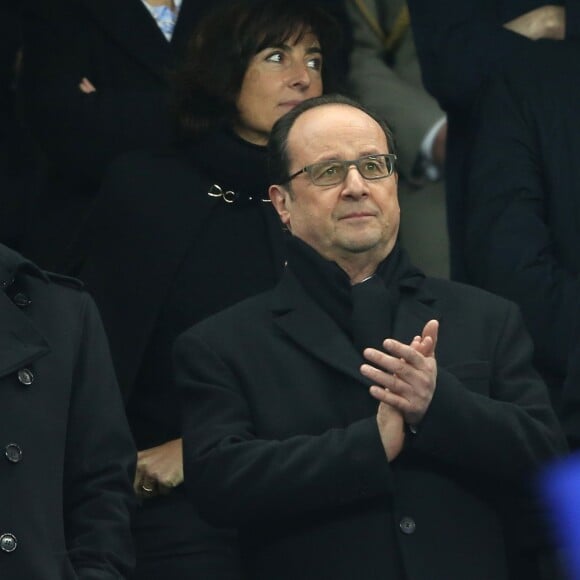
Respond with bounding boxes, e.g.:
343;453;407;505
309;155;394;185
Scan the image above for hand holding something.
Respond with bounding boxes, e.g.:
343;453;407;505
503;6;565;40
134;438;184;499
362;320;439;427
79;77;97;94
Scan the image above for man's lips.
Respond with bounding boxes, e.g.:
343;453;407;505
338;212;376;220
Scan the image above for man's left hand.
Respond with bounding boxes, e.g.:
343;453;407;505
361;320;439;426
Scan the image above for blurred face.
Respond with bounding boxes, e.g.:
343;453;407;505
234;31;323;146
269;104;400;272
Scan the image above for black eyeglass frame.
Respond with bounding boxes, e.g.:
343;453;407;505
284;153;397;186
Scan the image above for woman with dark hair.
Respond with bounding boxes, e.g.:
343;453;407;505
75;1;341;578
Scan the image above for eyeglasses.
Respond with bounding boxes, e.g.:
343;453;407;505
285;153;397;186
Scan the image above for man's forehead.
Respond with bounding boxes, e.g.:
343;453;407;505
287;104;387;160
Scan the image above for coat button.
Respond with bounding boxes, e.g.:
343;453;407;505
0;533;17;552
13;293;31;308
399;516;416;535
17;368;34;386
4;444;22;464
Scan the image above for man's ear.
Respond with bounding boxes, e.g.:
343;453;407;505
269;184;292;231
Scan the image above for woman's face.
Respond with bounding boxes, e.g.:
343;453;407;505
234;31;323;146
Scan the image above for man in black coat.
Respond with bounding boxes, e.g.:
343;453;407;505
174;95;565;580
464;41;580;443
0;243;136;579
406;0;580;280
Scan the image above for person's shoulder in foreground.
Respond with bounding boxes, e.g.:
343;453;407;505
0;243;136;580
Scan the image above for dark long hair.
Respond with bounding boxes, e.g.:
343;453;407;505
172;0;342;139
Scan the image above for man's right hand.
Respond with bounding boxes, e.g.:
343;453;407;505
503;5;565;40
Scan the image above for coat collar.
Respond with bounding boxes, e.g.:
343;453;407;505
269;268;439;386
0;245;51;379
0;243;49;286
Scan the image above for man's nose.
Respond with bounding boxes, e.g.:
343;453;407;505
341;165;368;197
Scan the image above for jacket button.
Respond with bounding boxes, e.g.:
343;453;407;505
4;444;22;464
17;368;34;386
0;533;17;552
399;516;416;535
13;293;31;308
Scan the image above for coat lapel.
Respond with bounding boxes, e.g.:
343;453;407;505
270;271;370;387
392;280;439;345
270;269;440;386
80;0;173;82
0;292;50;379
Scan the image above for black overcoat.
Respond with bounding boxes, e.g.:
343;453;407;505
464;41;580;437
17;0;214;270
75;142;285;570
0;244;136;579
175;267;566;580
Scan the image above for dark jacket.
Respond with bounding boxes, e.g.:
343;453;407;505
76;132;286;568
0;244;136;579
17;0;214;270
175;265;565;580
406;0;580;279
464;41;580;419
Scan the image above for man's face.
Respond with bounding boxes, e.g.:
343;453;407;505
270;104;400;265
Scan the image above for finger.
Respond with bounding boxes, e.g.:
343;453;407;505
366;342;424;373
369;386;411;414
137;478;158;499
360;363;413;398
361;361;399;390
422;320;439;354
382;339;428;368
410;335;422;351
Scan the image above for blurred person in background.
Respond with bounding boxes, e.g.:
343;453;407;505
17;0;219;271
346;0;449;278
406;0;580;280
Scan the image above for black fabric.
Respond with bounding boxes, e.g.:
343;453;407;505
406;0;580;280
17;0;217;272
0;243;136;579
78;127;287;575
286;237;424;351
175;258;565;580
188;127;273;203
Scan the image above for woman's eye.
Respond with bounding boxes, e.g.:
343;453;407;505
265;51;284;63
306;57;322;71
